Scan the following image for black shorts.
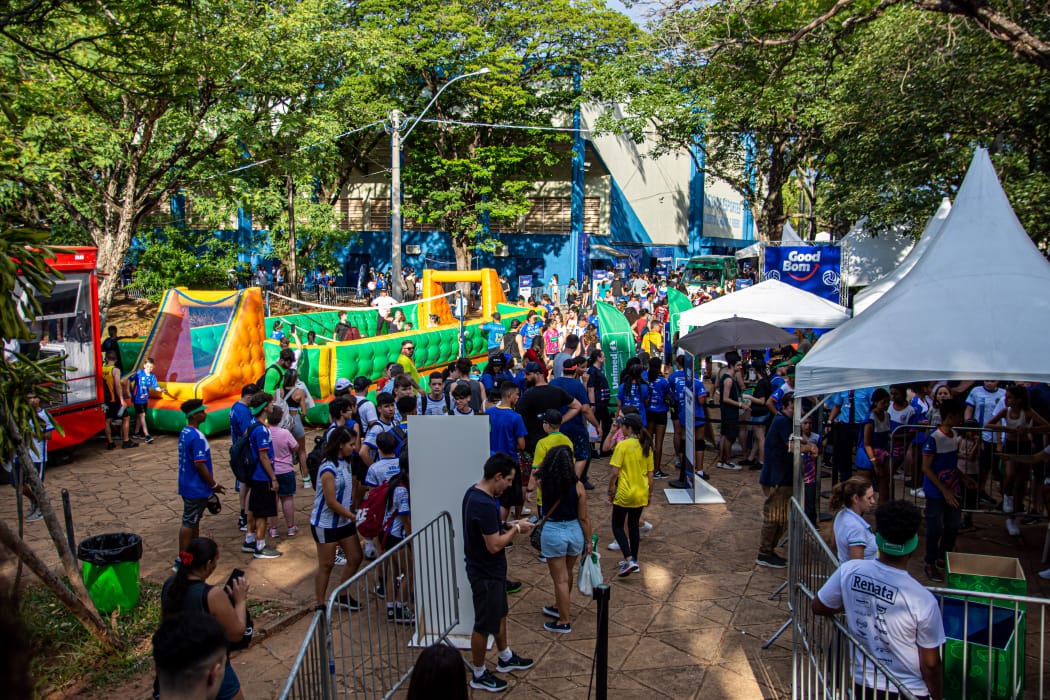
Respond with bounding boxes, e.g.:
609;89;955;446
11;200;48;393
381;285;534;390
565;430;591;461
248;480;278;518
721;421;739;438
311;521;356;544
470;577;508;636
499;463;524;509
380;532;404;551
647;411;668;427
105;402;123;420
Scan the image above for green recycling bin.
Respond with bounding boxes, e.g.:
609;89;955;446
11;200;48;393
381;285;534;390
77;533;143;614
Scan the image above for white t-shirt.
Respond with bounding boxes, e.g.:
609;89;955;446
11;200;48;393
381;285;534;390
365;456;400;487
355;396;378;429
966;385;1005;442
383;485;411;539
372;294;396;313
818;559;945;695
834;508;877;563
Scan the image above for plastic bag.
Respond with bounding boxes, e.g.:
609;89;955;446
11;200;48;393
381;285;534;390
578;535;602;596
77;533;143;565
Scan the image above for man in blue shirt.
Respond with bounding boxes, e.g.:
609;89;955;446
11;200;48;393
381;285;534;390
229;383;258;531
824;386;876;485
487;382;527;456
481;312;506;352
177;400;223;567
550;356;599;488
757;395;795;568
243;393;281;559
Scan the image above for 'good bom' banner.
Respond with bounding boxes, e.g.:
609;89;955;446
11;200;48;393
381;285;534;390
764;246;841;301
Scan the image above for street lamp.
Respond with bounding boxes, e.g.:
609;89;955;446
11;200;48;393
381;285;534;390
389;67;491;301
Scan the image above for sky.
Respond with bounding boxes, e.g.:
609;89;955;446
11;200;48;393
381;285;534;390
605;0;650;27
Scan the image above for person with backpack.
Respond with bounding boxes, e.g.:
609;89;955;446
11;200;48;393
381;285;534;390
352;376;378;427
239;392;282;560
364;432;401;488
362;393;401;467
258;349;295;395
310;426;364;610
378;461;414;624
230;384;258;532
161;537;249;700
418;372;451;416
444;357;484;414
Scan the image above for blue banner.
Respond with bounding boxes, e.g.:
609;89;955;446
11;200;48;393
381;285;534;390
764;246;841;301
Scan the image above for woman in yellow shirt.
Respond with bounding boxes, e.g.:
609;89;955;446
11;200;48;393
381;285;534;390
607;413;654;577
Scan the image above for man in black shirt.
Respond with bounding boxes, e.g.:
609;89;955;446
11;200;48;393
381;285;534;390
462;454;535;692
516;362;582;453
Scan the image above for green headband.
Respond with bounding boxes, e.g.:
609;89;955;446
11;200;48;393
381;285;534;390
184;405;207;418
876;532;918;556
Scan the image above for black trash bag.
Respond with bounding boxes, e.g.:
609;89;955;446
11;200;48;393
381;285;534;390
77;533;143;566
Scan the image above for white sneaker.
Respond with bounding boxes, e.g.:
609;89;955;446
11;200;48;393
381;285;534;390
334;549;348;566
1005;519;1020;536
1002;495;1014;514
520;507;532;516
716;461;741;471
909;488;926;499
608;541;621;551
1039;567;1050;580
640;521;653;535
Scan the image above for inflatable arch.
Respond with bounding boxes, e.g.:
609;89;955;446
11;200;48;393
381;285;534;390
420;268;504;328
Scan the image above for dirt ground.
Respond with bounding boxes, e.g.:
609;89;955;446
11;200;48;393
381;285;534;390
105;296;160;338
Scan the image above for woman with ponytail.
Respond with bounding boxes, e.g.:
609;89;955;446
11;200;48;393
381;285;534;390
607;413;653;578
161;537;249;700
830;477;878;563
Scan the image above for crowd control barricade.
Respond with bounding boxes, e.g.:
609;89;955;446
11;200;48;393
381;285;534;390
280;512;459;700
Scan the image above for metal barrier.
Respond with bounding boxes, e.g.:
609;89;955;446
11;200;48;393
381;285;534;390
279;511;459;700
789;496;1050;699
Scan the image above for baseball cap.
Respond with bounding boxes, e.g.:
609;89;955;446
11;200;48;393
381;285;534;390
334;378;352;392
539;409;563;425
488;353;505;366
616;413;643;430
524;361;543;374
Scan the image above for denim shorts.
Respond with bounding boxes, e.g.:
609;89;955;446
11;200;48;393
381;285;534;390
540;519;584;558
276;471;297;496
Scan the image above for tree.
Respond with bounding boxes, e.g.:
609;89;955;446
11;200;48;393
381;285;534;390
351;0;638;271
0;1;327;320
0;227;123;653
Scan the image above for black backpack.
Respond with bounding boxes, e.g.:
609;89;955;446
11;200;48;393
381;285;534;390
256;363;283;391
306;429;329;486
229;423;265;482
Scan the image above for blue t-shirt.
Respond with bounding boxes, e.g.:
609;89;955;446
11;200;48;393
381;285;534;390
130;369;159;405
481;370;515;393
487;406;527;455
519;320;544;343
646;377;672;414
686;378;707;426
177;426;213;499
550;376;589;436
769;382;794;412
229;401;252;442
824;388;875;424
618;382;650;425
481;322;505;350
922;428;961;499
248;419;275;482
668;370;687;406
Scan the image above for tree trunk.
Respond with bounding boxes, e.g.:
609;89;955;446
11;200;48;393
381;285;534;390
286;173;298;289
3;412;124;652
759;144;789;241
95;209;139;325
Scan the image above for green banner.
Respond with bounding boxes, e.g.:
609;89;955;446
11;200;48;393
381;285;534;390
595;301;634;405
666;287;693;343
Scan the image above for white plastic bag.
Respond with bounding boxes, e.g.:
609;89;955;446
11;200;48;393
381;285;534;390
578;537;602;596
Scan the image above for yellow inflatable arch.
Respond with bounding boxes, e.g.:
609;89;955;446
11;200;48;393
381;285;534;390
419;268;505;328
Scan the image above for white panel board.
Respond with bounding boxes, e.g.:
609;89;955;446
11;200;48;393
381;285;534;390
407;415;492;645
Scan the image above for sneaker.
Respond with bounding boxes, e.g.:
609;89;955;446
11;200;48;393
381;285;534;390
748;462;764;471
253;546;282;559
387;605;415;624
241;540;256;553
756;554;788;569
505;580;522;594
268;527;279;539
544;620;571;634
335;593;362;611
909;488;926;499
617;560;639;577
496;652;534;672
653;470;669;479
121;440;138;449
696;470;710;481
978;491;996;507
301;476;312;489
582;480;596;490
374;582;386;599
334;549;347;566
925;564;944;583
470;669;508;692
25;508;43;522
1005;519;1021;536
542;605;560;619
171;558;180;573
238;512;247;531
1021;515;1043;526
536;555;547;563
143;435;154;444
520;507;532;516
1039;567;1050;580
640;520;653;534
1002;495;1015;514
607;541;621;551
287;525;299;537
132;432;146;440
107;441;116;450
716;461;741;471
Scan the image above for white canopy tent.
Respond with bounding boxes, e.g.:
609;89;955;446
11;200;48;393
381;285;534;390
735;222;803;260
796;149;1050;397
840;219;916;288
677;279;851;333
852;198;952;315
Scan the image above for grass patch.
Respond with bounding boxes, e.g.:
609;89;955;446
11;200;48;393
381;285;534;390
20;580;162;696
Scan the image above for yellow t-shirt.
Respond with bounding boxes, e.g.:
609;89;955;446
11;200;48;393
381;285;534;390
532;432;573;507
610;436;653;508
641;331;663;355
396;354;422;390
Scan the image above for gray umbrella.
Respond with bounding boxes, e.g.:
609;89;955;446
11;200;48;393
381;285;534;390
674;316;795;357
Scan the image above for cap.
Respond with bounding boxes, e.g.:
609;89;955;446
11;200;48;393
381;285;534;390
488;354;505;366
562;356;582;369
616;413;644;430
539;409;563;425
524;361;543;374
334;378;352;392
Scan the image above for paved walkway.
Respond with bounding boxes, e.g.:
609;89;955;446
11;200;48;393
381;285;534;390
10;431;797;699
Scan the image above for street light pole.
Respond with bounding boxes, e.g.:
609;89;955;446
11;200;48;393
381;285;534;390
387;68;490;302
389;109;404;301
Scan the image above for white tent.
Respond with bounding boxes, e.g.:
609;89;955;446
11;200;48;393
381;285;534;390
677;279;851;333
852;198;952;315
840;219;916;288
735;222;803;259
796;149;1050;397
782;221;803;243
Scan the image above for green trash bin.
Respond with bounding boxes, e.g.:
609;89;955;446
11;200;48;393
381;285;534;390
77;533;143;614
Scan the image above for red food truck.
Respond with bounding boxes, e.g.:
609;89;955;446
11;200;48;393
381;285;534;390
20;247;106;450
